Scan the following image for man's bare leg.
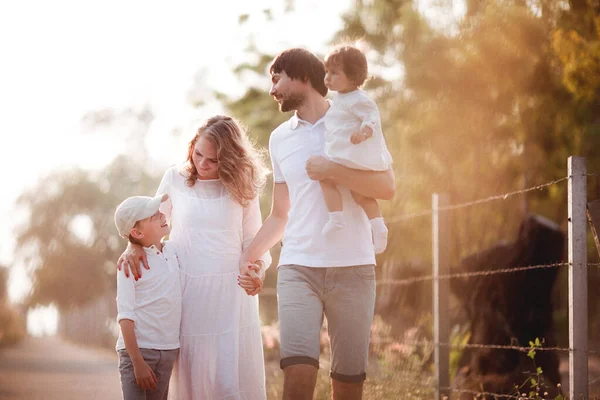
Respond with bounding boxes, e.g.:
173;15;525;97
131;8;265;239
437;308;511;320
331;379;363;400
283;364;319;400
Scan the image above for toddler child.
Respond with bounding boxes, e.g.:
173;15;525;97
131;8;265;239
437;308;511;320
321;45;393;254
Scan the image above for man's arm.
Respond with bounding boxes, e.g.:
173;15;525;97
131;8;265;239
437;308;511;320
242;182;290;263
306;156;395;200
239;183;290;292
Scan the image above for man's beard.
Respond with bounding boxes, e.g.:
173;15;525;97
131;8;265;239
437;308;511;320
279;92;305;112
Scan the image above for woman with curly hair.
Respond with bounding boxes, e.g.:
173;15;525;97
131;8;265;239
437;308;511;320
117;115;271;399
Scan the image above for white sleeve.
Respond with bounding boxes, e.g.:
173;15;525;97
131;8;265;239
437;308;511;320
242;196;272;268
349;97;381;132
269;134;285;184
116;269;136;323
156;167;174;222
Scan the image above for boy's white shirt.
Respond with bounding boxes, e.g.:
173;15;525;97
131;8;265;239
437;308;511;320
269;110;376;268
116;241;182;351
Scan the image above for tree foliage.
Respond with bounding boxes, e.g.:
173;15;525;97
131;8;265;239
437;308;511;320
0;265;26;346
209;1;600;331
0;266;7;304
330;0;600;262
15;157;159;310
15;109;161;311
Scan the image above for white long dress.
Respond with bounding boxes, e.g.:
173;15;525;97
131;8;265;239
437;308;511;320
157;165;270;400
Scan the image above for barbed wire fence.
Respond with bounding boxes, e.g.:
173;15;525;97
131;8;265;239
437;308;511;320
374;156;592;399
260;156;598;399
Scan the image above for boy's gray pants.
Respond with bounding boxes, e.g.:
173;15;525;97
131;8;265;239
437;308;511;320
118;348;178;400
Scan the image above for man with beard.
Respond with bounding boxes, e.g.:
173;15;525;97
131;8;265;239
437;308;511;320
239;48;395;400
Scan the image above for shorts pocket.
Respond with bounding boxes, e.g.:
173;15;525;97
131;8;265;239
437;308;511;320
353;265;376;280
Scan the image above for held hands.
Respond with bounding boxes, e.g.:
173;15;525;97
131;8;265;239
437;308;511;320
117;243;148;280
238;259;266;296
350;125;373;144
133;359;158;390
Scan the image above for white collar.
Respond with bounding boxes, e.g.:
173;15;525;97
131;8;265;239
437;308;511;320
289;100;332;130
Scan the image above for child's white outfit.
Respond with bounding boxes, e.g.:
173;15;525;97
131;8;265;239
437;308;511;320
116;241;182;400
323;90;393;253
116;241;182;351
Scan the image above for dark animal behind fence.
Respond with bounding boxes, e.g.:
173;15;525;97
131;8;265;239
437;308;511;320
452;214;563;397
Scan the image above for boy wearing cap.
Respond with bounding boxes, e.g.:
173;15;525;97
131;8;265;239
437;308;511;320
114;193;181;400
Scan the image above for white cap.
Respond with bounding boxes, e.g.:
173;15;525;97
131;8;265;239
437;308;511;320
114;194;169;239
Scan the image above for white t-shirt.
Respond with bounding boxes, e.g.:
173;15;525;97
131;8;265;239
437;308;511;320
269;112;377;268
115;241;182;351
324;90;393;171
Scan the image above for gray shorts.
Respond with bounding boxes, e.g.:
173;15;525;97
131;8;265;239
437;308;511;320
118;348;179;400
277;264;376;383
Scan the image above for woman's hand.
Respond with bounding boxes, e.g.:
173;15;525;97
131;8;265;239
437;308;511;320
238;259;265;296
117;243;147;280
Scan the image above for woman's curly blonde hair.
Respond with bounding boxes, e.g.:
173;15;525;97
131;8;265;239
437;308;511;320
184;115;269;206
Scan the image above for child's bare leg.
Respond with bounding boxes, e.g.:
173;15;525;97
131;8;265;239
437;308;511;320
321;180;345;235
321;180;343;212
351;192;381;219
352;191;388;254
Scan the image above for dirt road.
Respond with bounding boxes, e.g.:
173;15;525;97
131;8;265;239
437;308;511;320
0;336;122;400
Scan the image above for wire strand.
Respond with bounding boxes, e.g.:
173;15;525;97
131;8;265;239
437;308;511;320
377;262;569;286
379;339;571;354
389;176;569;223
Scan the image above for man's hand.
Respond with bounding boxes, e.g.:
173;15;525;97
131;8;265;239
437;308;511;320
350;125;373;144
306;155;334;181
117;243;148;280
133;359;158;390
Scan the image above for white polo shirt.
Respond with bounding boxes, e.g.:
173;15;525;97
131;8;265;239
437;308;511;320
116;241;182;351
269;112;376;268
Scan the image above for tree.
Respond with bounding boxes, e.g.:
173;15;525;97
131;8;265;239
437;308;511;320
194;0;600;333
0;264;26;346
334;0;600;263
0;265;7;304
15;107;162;312
329;0;600;378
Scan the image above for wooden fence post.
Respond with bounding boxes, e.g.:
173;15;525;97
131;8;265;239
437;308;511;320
433;193;450;399
568;156;588;399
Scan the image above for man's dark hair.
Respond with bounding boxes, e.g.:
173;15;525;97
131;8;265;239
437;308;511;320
270;48;328;97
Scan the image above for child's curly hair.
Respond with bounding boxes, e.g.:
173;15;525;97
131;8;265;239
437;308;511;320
324;45;369;87
184;115;268;206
